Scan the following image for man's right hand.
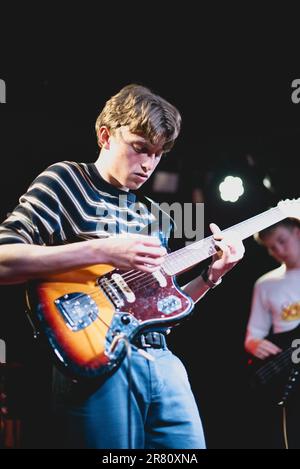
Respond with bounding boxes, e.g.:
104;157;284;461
249;339;282;360
96;234;167;273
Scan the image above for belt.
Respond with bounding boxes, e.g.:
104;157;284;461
133;331;167;349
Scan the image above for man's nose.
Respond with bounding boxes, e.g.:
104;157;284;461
141;156;155;171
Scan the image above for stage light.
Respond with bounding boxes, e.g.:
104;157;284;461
263;175;272;190
219;176;244;202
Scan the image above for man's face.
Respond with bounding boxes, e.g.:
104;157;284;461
105;126;165;190
263;226;300;267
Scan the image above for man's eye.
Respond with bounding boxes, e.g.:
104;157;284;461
132;144;163;157
133;145;145;153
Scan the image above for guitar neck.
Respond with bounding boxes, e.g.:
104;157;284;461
162;206;286;276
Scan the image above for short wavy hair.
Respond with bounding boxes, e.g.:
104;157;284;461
95;84;181;152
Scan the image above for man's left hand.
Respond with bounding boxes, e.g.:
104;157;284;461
208;223;245;282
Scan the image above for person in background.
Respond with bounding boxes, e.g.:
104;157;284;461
245;218;300;448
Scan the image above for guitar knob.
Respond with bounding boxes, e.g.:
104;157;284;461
121;314;131;325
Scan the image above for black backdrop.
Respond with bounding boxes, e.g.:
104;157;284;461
1;64;300;448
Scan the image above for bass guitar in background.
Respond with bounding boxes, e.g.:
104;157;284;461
246;324;300;406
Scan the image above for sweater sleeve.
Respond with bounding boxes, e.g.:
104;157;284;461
0;163;65;246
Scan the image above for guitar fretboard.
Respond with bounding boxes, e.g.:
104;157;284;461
162;206;286;276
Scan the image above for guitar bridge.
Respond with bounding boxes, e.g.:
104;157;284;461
54;292;99;331
97;276;125;308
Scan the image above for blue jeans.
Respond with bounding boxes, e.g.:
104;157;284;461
55;347;206;449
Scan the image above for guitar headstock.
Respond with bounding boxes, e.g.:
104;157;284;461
277;198;300;220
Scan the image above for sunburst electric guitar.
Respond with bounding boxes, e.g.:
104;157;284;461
26;199;300;379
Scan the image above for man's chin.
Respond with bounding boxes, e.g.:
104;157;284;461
127;180;144;190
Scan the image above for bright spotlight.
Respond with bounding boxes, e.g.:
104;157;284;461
263;176;272;190
219;176;244;202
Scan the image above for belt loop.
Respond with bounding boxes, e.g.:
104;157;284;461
134;331;168;349
140;334;151;348
161;333;167;350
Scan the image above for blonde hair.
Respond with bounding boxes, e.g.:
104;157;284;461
95;84;181;151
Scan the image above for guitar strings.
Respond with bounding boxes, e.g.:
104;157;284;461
70;275;162;306
59;209;286;317
64;270;163;303
256;348;293;381
256;349;291;380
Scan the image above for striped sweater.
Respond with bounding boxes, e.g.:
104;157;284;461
0;161;172;247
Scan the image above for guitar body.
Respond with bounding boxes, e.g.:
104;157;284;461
247;325;300;405
26;265;193;379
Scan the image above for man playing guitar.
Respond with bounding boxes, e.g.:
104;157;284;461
0;84;245;449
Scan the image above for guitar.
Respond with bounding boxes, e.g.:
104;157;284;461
247;326;300;406
26;199;300;379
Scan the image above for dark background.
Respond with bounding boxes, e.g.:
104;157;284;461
1;37;300;449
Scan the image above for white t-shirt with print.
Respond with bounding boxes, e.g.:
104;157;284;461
245;265;300;344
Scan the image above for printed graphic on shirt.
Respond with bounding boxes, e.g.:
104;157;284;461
281;301;300;321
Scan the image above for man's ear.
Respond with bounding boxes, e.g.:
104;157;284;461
295;226;300;238
97;126;111;149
